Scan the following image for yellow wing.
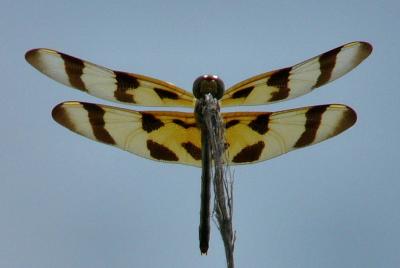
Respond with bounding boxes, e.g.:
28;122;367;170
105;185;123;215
52;102;356;167
220;41;372;106
26;42;372;108
26;49;195;107
223;104;356;164
52;102;202;166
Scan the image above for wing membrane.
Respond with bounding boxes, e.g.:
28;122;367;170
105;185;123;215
52;102;356;167
221;41;372;106
52;102;201;166
26;49;195;107
223;104;356;164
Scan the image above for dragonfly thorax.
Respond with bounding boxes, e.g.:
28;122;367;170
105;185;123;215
193;75;224;100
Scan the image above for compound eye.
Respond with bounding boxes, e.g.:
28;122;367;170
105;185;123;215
214;78;225;99
192;75;225;100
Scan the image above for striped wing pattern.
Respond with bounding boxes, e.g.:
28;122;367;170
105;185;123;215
52;102;356;166
52;102;202;166
220;41;372;106
26;42;371;109
25;49;195;107
26;42;370;166
224;104;356;164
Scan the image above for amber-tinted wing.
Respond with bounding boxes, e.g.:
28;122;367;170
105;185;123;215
26;49;195;107
52;102;356;167
52;102;202;166
223;104;356;165
221;41;372;106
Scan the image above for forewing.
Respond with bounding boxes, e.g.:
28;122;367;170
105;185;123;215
223;104;356;165
52;102;202;166
26;49;195;107
221;41;372;106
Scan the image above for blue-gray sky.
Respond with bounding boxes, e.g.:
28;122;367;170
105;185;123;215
1;0;399;267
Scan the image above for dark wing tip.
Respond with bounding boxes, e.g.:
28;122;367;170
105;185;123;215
335;105;357;134
52;102;76;130
25;48;41;66
358;41;373;59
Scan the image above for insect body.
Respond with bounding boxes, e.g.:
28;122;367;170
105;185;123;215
25;41;372;254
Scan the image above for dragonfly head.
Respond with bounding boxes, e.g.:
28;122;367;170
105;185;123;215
193;75;225;100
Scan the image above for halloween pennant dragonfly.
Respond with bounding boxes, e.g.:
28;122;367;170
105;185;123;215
25;41;372;254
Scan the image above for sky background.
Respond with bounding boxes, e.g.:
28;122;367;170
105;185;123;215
1;0;399;267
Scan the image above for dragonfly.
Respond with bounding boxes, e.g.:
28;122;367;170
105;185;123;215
25;41;372;254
